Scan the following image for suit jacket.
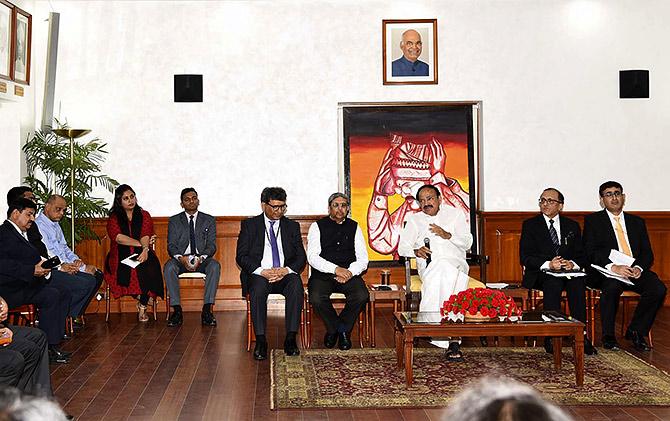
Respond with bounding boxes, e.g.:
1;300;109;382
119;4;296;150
519;214;587;289
0;221;44;308
583;210;654;271
235;214;306;296
166;211;217;258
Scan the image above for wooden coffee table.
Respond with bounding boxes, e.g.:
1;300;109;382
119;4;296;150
394;311;584;387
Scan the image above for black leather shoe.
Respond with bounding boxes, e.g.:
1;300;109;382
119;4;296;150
543;337;553;354
284;336;300;356
584;338;598;355
324;333;338;349
201;311;217;326
253;341;268;360
167;311;183;327
603;335;620;351
338;332;352;350
626;328;651;351
48;346;71;364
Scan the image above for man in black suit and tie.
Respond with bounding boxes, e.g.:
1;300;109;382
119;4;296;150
236;187;306;360
164;188;220;327
584;181;667;351
520;188;596;355
0;199;71;364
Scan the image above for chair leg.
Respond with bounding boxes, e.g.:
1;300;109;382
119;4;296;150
648;330;653;348
358;312;364;348
165;293;171;321
621;297;628;337
105;283;111;323
299;310;305;349
306;298;312;349
152;298;158;321
246;295;252;352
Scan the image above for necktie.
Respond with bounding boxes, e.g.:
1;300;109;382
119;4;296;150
614;216;632;256
549;219;560;255
269;221;280;267
189;215;197;255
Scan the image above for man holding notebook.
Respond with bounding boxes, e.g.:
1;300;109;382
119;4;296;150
584;181;666;351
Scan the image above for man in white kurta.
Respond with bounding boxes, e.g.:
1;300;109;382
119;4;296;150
399;184;473;356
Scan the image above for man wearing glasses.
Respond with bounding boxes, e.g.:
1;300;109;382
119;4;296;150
398;184;472;362
583;181;666;352
519;188;597;355
236;187;306;360
307;193;369;351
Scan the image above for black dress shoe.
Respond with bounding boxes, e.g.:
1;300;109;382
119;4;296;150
253;341;268;360
48;346;70;364
167;311;183;327
626;329;651;351
284;336;300;356
543;337;553;354
201;311;217;326
338;332;352;351
584;338;598;356
324;333;338;349
603;335;620;350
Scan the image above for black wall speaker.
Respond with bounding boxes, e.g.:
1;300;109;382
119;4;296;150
619;70;649;99
174;74;203;102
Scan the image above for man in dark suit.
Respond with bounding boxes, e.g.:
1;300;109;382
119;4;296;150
0;199;71;364
164;188;220;327
520;188;596;355
236;187;306;360
0;296;52;396
584;181;667;351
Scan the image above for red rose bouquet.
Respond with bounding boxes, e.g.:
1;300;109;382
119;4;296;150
441;288;522;321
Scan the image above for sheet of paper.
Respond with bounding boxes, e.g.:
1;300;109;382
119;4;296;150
544;271;587;278
486;283;509;289
609;249;635;267
121;253;140;268
591;264;634;285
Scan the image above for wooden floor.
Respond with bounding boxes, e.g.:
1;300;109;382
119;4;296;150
51;306;670;421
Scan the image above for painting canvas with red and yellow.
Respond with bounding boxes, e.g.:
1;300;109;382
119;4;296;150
343;105;476;262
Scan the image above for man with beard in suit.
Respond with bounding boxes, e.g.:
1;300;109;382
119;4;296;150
236;187;306;361
519;188;596;355
583;181;667;351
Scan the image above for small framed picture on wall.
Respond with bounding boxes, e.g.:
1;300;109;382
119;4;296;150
13;6;30;84
382;19;438;85
0;0;13;81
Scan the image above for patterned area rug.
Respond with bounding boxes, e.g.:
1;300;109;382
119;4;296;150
270;347;670;409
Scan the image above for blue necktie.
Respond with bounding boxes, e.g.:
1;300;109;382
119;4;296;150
269;221;280;267
549;219;560;255
189;215;197;255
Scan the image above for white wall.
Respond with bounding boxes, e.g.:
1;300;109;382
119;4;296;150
0;0;35;200
21;0;670;215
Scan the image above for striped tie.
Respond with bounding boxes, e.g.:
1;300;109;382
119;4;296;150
549;219;560;255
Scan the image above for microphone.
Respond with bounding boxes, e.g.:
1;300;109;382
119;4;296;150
424;237;431;266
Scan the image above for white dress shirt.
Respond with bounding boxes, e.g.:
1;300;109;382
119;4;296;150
307;219;369;276
252;216;293;275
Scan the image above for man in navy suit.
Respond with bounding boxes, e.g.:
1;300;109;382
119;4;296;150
164;188;220;327
584;181;667;351
236;187;306;360
520;188;596;355
0;199;71;363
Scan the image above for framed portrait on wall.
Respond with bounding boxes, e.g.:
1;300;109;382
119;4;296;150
12;6;30;84
382;19;438;85
0;0;12;81
340;103;479;263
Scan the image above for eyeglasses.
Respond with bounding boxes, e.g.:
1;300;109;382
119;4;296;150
266;203;287;211
330;203;349;209
538;198;563;205
602;191;623;198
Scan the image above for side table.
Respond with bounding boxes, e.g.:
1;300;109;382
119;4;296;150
367;285;406;348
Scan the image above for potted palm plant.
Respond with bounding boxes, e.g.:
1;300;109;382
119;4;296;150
22;119;118;246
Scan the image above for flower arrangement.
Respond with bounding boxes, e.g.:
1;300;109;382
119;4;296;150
441;288;522;322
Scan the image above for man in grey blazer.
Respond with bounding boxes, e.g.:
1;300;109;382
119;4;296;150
164;188;220;327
